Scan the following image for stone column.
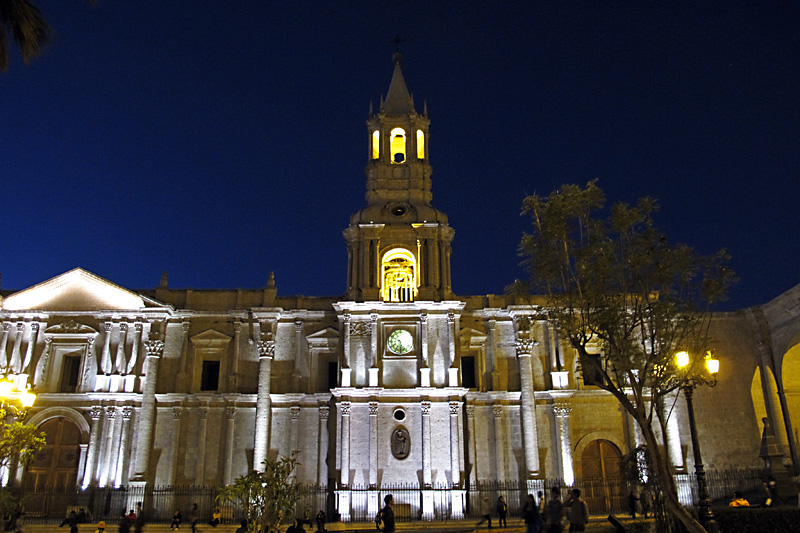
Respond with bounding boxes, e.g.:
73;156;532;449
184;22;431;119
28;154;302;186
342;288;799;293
177;321;191;391
290;406;301;456
419;314;431;386
223;407;236;485
100;322;113;375
21;322;38;374
0;323;11;368
554;403;574;486
318;406;329;486
170;407;183;485
340;401;351;487
253;340;274;470
515;340;540;478
114;324;128;374
229;321;241;391
114;406;133;488
9;323;24;372
342;313;351;370
492;405;505;480
465;406;476;484
131;338;163;482
370;314;379;377
421;400;432;486
369;401;378;487
128;323;142;375
196;408;208;484
450;401;462;486
293;320;305;388
99;406;118;487
664;395;685;471
82;406;104;488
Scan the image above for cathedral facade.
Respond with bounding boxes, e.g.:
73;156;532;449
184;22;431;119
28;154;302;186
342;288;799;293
1;53;799;519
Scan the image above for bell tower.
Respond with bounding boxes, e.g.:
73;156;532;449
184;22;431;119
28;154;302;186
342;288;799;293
344;52;454;302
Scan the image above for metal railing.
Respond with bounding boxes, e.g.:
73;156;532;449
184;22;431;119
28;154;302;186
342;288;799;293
16;469;767;524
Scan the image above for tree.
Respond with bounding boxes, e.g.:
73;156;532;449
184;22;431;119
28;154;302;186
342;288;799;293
0;401;46;515
217;455;301;533
0;0;95;71
514;181;735;533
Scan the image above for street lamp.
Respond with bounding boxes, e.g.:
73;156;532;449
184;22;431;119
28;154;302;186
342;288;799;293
675;350;719;533
0;375;37;417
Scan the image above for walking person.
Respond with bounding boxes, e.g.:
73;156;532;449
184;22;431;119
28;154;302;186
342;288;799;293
496;496;508;528
627;491;639;519
190;503;199;533
379;494;395;533
523;493;542;533
545;488;564;533
564;489;589;533
133;502;145;533
477;494;493;529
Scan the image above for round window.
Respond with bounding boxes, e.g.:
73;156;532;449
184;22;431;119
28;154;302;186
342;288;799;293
393;408;406;421
387;329;414;354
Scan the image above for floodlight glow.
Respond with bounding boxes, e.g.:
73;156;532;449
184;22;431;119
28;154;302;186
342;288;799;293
675;351;690;368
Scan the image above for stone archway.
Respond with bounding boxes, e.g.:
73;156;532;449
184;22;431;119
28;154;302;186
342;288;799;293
580;439;625;515
24;417;82;491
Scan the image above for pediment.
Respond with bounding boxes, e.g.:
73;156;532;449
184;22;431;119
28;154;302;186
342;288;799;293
460;327;487;347
190;329;231;346
2;268;147;312
306;327;339;347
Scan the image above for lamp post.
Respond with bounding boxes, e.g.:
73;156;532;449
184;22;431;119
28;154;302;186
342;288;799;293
0;375;37;417
675;350;719;533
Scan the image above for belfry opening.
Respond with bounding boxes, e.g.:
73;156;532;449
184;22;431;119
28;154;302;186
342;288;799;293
380;248;417;302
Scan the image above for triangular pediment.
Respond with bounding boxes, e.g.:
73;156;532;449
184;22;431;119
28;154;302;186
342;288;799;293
460;327;487;347
306;327;339;347
2;268;147;311
190;329;231;345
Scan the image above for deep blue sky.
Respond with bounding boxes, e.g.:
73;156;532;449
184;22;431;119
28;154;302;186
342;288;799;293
1;2;798;311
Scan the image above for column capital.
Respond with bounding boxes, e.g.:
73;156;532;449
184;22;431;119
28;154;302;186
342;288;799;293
369;401;379;416
106;406;117;419
421;401;432;416
515;339;539;356
144;340;164;358
172;407;183;420
89;405;103;420
493;405;503;418
122;406;133;419
257;340;275;359
319;405;330;420
420;312;428;324
290;406;300;420
341;401;351;416
449;401;460;415
226;407;237;419
466;406;475;419
554;403;572;417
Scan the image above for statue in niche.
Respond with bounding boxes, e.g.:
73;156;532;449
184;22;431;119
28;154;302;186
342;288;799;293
391;427;410;460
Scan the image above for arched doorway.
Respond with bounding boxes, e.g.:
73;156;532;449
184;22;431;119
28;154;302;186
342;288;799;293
581;439;625;515
24;417;81;491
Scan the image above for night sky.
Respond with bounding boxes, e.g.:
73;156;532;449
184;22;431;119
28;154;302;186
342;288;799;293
2;2;798;311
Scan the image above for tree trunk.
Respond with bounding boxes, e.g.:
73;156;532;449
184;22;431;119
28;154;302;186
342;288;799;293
637;413;708;533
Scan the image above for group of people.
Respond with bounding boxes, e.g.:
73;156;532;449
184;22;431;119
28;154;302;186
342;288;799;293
477;488;589;533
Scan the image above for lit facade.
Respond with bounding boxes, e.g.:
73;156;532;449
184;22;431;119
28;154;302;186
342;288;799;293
1;52;799;518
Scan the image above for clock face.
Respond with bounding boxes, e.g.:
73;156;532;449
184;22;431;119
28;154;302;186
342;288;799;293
387;329;414;354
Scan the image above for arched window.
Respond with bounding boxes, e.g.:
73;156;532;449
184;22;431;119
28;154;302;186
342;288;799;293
381;248;418;302
24;418;81;491
372;130;380;159
416;129;425;159
390;128;406;163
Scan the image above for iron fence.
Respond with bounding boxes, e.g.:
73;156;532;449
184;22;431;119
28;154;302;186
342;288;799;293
15;469;768;524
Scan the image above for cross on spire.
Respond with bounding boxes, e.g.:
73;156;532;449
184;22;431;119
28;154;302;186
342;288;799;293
390;35;406;53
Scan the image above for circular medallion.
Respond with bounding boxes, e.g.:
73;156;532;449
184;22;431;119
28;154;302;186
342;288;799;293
387;329;413;354
391;427;410;460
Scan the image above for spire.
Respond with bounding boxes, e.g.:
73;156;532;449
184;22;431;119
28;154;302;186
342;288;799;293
383;52;415;115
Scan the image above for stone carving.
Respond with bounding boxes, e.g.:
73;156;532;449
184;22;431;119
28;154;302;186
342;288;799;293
391;427;410;460
122;406;134;419
144;340;164;357
421;401;431;416
319;406;329;420
257;340;275;358
493;406;503;418
340;402;351;416
47;320;95;334
466;406;475;419
290;407;300;420
515;339;539;356
173;407;183;420
369;402;378;416
89;406;103;420
554;404;571;417
349;321;370;337
106;406;117;419
226;407;237;419
450;401;460;415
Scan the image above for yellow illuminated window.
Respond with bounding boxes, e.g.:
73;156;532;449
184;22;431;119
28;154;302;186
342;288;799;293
390;128;406;163
372;130;380;159
416;130;425;159
380;248;418;302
